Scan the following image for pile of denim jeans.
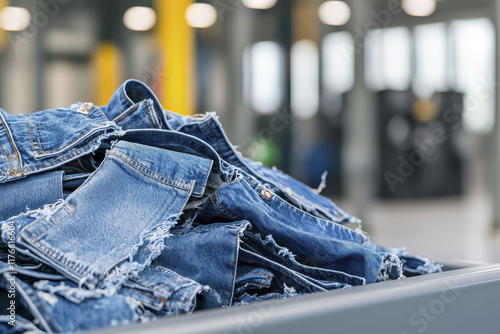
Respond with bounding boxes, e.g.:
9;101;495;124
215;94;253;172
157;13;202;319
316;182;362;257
0;80;442;333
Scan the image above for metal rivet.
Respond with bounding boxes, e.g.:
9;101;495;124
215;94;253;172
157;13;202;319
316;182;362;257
77;102;93;115
261;189;273;200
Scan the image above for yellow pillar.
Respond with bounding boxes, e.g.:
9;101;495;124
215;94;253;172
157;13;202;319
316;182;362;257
0;0;8;52
91;42;124;106
155;0;195;115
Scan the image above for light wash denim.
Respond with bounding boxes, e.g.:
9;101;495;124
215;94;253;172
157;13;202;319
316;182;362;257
14;141;213;291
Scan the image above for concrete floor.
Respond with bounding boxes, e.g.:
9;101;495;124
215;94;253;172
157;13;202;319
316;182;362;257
363;160;500;264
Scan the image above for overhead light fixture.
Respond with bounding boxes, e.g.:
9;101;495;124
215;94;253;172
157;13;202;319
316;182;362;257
241;0;278;10
318;1;351;26
123;6;157;31
0;7;31;32
402;0;436;17
185;3;217;28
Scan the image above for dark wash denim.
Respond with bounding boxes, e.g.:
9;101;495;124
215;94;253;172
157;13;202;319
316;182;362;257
153;221;252;309
194;174;383;284
14;140;213;290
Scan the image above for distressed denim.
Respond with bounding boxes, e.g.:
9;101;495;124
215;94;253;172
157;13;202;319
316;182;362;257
0;260;206;333
13;140;213;291
153;221;252;309
102;80;359;225
170;113;360;225
363;239;442;277
194;174;384;284
0;79;443;334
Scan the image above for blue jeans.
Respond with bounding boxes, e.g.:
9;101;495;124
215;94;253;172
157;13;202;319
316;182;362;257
12;140;213;291
0;79;442;333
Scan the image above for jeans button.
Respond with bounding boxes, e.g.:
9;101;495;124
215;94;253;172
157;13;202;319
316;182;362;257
77;102;93;115
261;189;273;200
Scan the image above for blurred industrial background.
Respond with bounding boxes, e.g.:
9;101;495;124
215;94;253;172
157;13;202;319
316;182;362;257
0;0;499;263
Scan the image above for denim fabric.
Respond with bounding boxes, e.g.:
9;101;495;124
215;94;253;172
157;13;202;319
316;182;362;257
14;141;213;290
0;257;207;332
102;80;358;225
241;232;366;288
195;175;383;284
153;221;252;309
0;271;146;333
0;170;63;221
0;315;42;334
363;239;442;277
171;112;360;225
119;265;207;316
0;104;122;184
103;79;169;131
0;79;444;334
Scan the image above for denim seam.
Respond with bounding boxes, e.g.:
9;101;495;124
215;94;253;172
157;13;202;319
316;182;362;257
21;116;42;155
145;100;159;128
0;112;20;169
240;250;325;291
204;120;221;152
160;131;221;164
130;272;191;289
212;190;242;220
210;193;236;220
33;120;44;153
142;130;223;173
237;270;271;288
49;204;76;227
114;104;139;124
253;184;362;241
0;128;115;176
198;158;212;194
126;286;167;304
227;226;240;306
23;238;97;283
108;151;195;191
19;280;59;332
171;222;247;236
237;271;270;282
128;277;173;298
0;141;10;171
208;120;233;159
242;281;270;288
32;124;113;156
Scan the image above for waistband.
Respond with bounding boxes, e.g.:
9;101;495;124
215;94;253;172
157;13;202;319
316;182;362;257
0;104;122;184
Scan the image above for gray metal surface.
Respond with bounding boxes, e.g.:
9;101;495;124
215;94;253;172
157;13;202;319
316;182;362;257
88;263;500;334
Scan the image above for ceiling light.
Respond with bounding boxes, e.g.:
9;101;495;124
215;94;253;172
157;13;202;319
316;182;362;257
318;1;351;26
123;6;157;31
402;0;436;17
241;0;278;10
185;3;217;29
0;7;31;32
